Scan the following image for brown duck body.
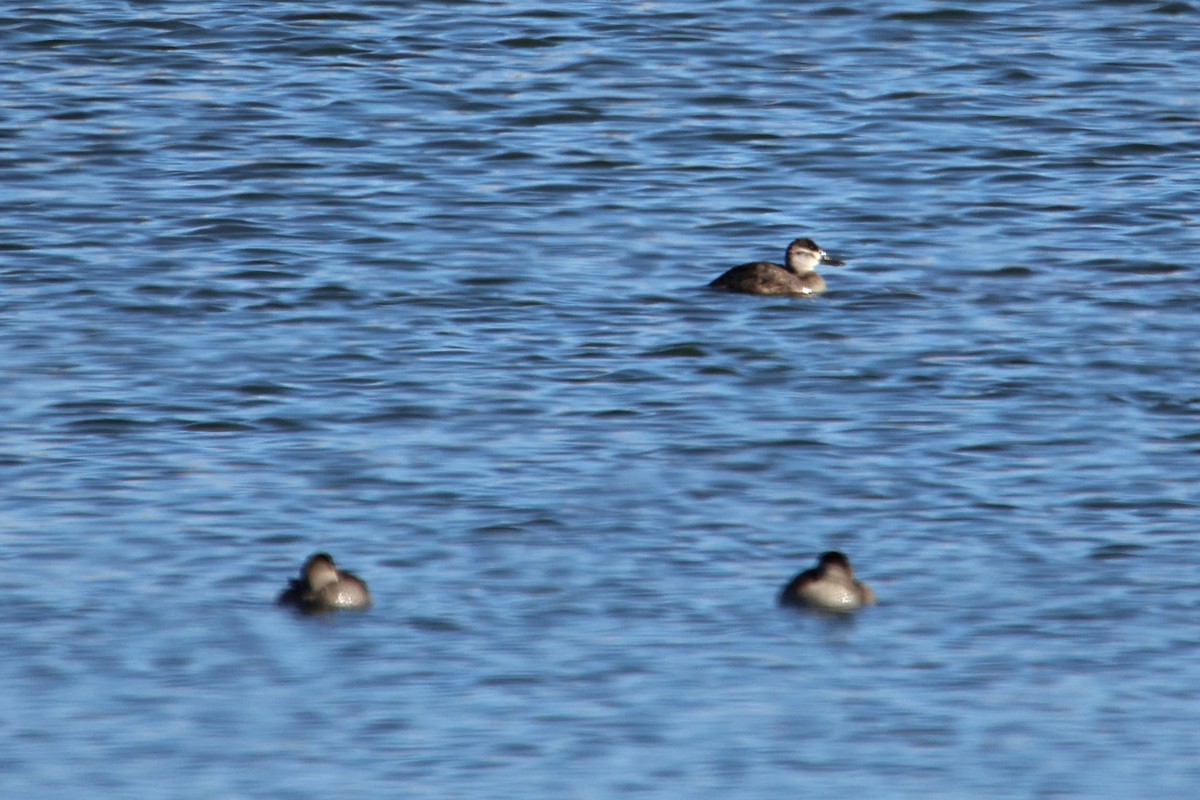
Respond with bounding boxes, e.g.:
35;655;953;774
278;552;372;612
709;261;828;295
779;551;875;612
709;238;844;296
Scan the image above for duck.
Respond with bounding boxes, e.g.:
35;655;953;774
277;552;372;612
778;551;875;612
709;238;845;295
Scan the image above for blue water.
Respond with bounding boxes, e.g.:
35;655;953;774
2;1;1199;797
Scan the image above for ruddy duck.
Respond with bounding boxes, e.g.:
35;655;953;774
709;238;845;296
278;552;372;612
778;551;875;612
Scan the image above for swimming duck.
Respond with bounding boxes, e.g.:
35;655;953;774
709;238;845;295
778;551;875;612
278;552;372;612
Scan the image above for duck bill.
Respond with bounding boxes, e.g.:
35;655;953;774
821;254;846;267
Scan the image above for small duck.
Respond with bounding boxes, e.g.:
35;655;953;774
778;551;875;612
277;552;372;612
709;238;845;296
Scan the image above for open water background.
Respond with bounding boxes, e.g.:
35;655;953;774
2;1;1199;797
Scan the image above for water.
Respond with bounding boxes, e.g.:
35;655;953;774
2;1;1199;796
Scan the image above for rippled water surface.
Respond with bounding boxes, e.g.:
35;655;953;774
3;1;1200;797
